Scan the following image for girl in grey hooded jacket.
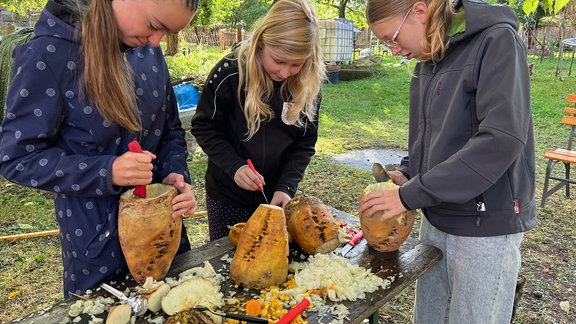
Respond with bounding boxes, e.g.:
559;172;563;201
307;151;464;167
362;0;536;322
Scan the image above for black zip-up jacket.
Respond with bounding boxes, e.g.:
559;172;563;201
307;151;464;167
191;53;320;208
397;0;537;236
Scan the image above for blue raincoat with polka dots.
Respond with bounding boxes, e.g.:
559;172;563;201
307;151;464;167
0;4;191;297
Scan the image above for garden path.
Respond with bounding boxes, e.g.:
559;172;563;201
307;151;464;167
331;148;407;171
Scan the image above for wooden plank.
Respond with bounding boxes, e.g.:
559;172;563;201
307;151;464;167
9;208;442;324
567;93;576;104
0;211;208;242
0;229;60;241
561;115;576;126
544;149;576;163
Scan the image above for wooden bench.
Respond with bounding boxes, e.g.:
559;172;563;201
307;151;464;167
541;94;576;207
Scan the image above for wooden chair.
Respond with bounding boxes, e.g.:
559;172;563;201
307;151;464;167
541;94;576;207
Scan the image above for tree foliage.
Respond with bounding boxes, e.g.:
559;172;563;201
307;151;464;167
207;0;273;29
1;0;571;34
505;0;570;14
315;0;367;29
0;0;44;17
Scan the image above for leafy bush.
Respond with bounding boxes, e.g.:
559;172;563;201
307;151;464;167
164;44;229;86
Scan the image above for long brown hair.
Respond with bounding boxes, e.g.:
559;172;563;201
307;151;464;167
80;0;199;132
236;0;325;140
366;0;454;63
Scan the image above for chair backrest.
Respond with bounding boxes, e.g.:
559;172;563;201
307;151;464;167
563;94;576;150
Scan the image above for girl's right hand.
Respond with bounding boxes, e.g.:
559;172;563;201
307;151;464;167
234;165;266;191
112;150;156;186
387;170;408;185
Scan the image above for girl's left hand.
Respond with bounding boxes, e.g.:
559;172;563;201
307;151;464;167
163;173;197;218
270;191;291;208
359;187;407;221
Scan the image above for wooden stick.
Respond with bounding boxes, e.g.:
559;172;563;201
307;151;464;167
184;210;207;218
0;229;60;241
0;211;208;242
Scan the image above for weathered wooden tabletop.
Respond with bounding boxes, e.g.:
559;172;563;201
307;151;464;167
11;208;442;324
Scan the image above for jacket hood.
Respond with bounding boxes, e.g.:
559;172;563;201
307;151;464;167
35;0;82;44
450;0;519;45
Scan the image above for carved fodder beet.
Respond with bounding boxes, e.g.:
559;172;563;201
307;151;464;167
284;196;340;255
361;182;416;252
118;184;182;284
229;204;289;290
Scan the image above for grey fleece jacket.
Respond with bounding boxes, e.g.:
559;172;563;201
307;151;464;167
397;0;537;237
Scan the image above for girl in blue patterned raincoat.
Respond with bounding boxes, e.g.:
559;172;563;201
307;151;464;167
0;0;199;297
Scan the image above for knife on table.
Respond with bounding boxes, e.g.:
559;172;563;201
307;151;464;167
276;298;310;324
341;230;364;256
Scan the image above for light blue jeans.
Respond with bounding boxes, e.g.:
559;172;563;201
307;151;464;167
413;217;524;324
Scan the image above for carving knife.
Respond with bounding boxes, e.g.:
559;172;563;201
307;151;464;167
372;162;393;183
128;140;146;198
246;159;269;204
341;230;364;256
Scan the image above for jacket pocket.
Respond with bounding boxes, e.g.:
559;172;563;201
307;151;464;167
80;199;119;259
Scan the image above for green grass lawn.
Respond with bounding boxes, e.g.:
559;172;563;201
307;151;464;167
1;53;575;323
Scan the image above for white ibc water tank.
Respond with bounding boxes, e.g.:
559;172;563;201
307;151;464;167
319;18;354;64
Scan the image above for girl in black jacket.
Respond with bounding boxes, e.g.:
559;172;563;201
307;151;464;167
191;0;325;240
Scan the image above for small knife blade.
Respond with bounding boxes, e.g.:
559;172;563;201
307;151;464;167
100;282;129;302
246;159;269;204
341;230;364;256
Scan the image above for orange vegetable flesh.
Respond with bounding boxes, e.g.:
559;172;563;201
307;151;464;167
245;299;262;316
228;222;245;246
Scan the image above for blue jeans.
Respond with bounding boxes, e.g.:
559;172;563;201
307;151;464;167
414;217;524;324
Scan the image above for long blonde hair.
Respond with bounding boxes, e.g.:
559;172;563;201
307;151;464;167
80;0;199;132
366;0;454;63
236;0;325;140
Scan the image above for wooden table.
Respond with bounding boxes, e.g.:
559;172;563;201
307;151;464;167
10;208;442;324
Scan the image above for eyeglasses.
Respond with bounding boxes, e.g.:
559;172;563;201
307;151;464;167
382;8;411;48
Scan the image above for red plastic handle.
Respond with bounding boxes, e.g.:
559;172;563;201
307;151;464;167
128;140;146;198
128;140;143;153
276;298;310;324
348;230;364;246
246;159;263;191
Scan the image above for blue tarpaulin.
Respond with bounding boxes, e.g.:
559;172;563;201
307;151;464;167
173;83;200;110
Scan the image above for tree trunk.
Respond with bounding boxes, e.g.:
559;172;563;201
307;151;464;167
164;33;179;56
338;0;349;18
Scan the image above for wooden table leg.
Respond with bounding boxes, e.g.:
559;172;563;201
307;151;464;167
569;48;575;76
557;42;565;80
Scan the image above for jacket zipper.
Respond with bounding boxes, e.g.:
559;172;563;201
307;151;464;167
418;63;438;173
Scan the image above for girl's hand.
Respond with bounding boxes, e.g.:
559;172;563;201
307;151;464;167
112;150;156;186
234;165;266;191
270;191;291;208
163;173;197;219
359;187;407;222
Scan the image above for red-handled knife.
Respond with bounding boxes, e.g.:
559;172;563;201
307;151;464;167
128;140;146;198
341;230;364;256
276;298;310;324
246;159;269;204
